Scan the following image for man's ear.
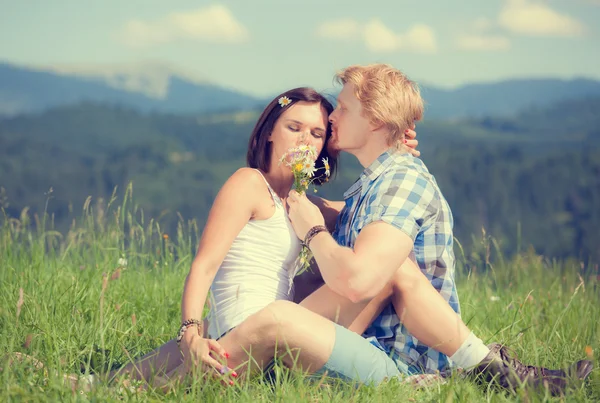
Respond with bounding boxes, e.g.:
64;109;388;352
369;120;385;133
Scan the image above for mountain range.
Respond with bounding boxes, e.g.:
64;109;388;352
1;96;598;261
2;61;600;119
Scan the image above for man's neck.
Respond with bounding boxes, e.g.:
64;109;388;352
354;142;392;169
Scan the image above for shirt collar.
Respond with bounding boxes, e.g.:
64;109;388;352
343;148;406;199
361;148;398;183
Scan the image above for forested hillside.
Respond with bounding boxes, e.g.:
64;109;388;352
1;98;599;261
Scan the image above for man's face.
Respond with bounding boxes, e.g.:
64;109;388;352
328;83;372;154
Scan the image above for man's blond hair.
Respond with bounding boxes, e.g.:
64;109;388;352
335;64;424;146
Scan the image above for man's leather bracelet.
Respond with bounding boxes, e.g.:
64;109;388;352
303;225;328;248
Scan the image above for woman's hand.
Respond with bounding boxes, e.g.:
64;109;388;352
179;328;233;378
405;124;420;157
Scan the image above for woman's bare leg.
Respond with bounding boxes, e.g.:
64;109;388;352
107;338;183;383
144;300;338;387
107;319;211;384
211;300;336;378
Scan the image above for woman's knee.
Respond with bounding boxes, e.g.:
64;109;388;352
238;301;297;345
262;300;298;328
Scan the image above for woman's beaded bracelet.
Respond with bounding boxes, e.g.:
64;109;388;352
176;318;203;346
303;225;328;248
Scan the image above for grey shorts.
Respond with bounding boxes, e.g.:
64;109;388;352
308;322;407;385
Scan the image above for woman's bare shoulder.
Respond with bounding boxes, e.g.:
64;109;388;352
223;167;264;191
215;168;271;217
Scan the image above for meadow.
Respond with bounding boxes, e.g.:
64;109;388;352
1;189;598;402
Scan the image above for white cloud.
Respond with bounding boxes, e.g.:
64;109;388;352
119;5;248;48
316;19;360;40
472;17;494;33
318;18;437;53
364;20;437;53
456;35;511;51
363;20;400;52
499;0;584;37
401;24;438;53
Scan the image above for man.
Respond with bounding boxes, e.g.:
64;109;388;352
282;63;593;393
171;64;591;395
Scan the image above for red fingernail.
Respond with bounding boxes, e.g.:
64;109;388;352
403;138;407;144
405;129;409;133
224;352;230;359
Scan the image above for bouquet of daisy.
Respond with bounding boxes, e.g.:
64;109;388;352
280;145;331;275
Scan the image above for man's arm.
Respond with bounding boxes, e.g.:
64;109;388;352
306;221;414;303
288;169;437;304
293;195;342;302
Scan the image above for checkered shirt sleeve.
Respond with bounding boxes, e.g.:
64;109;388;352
357;168;439;242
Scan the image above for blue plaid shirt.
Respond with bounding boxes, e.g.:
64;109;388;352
332;149;460;374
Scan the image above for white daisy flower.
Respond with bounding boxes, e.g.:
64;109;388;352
278;96;292;107
322;157;330;177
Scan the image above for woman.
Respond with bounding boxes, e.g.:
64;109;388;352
3;87;417;390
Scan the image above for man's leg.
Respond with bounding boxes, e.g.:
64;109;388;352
297;258;593;394
296;258;475;356
388;259;485;364
390;259;594;395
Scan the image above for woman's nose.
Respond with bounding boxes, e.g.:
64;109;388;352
297;130;309;144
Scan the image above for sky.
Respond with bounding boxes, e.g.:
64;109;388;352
1;0;599;96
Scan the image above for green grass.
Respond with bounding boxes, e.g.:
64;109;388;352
1;190;598;402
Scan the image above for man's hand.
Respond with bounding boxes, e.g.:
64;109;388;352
287;190;326;241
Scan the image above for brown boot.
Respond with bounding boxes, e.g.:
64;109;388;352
471;343;593;396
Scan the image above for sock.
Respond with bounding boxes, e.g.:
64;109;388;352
80;374;98;389
449;331;490;369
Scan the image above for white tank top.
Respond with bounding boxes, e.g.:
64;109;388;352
207;170;302;339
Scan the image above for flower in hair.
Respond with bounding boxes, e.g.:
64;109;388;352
278;96;292;107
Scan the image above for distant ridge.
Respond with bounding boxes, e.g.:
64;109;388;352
1;61;600;119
